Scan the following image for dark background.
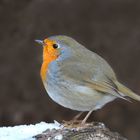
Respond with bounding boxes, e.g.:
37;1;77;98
0;0;140;139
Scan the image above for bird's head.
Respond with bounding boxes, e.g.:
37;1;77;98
35;38;61;63
36;35;81;62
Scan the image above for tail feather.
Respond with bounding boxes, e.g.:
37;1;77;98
115;81;140;101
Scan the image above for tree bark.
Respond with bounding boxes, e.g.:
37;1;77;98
34;122;127;140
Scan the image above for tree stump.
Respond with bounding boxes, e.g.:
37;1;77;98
34;122;127;140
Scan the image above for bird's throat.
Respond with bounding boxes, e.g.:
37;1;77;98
41;52;58;81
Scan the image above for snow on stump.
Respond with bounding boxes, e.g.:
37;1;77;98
34;122;127;140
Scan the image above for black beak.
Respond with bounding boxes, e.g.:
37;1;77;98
35;39;44;45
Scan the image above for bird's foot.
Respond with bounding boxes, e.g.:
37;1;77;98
62;119;90;129
61;111;93;128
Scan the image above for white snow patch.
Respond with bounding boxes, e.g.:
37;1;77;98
0;121;60;140
54;134;63;140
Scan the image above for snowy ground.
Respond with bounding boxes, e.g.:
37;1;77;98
0;121;60;140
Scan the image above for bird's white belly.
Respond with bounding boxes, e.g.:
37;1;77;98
45;81;116;111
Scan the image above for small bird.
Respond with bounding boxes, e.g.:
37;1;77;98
36;35;140;124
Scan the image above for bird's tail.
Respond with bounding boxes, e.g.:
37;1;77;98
115;81;140;101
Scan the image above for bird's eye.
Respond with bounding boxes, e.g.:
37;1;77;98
52;44;58;49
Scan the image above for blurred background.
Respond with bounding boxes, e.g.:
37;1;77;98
0;0;140;139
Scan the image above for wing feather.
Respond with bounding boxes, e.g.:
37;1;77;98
59;61;129;101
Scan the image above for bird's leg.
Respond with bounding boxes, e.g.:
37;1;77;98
81;110;93;124
63;111;93;128
73;112;83;120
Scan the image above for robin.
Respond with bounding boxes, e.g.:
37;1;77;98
36;35;140;124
